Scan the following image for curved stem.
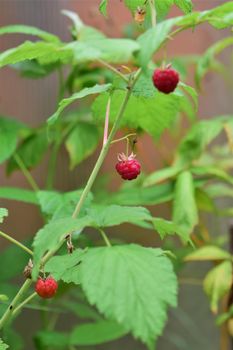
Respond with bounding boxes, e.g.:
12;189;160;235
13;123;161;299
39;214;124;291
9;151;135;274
111;133;137;145
14;154;39;192
12;292;37;316
149;0;156;27
0;279;32;329
98;229;112;247
0;230;33;256
97;59;128;83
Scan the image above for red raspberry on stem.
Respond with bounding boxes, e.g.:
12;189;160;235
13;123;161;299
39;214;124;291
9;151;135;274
116;153;141;181
152;65;179;94
35;276;58;299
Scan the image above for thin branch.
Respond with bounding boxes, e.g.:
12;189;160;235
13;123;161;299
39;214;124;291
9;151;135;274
0;230;33;256
12;292;37;316
103;96;111;146
111;133;137;145
97;59;128;83
14;154;39;192
149;0;156;27
98;229;112;247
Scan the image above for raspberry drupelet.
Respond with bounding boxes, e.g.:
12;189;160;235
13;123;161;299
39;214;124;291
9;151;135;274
116;153;141;180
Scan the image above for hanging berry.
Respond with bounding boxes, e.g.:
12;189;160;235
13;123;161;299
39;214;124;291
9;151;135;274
152;65;179;94
116;153;141;180
134;6;146;24
35;276;58;299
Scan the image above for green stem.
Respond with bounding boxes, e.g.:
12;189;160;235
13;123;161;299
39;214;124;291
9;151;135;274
149;0;156;27
99;229;112;247
46;140;61;190
97;59;128;83
14;154;39;192
0;230;33;256
111;133;137;145
72;87;132;219
12;292;37;316
0;279;32;329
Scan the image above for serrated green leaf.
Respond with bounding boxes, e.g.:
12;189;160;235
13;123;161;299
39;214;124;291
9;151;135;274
99;0;108;16
144;166;182;187
200;2;233;29
185;246;231;262
172;171;198;235
92;90;181;139
136;18;177;68
37;190;93;221
204;261;232;313
45;249;86;284
0;41;72;69
0;25;60;43
174;0;193;14
0;338;9;350
0;116;25;164
0;187;37;204
0;208;8;223
7;130;48;174
32;217;92;278
48;83;112;125
152;218;187;240
195;37;233;89
65;122;100;169
86;204;152;229
79;244;177;345
71;320;128;346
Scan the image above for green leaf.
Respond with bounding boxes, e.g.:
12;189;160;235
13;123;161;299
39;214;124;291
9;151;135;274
12;60;59;79
185;246;231;262
35;331;69;349
65;122;100;169
179;82;198;112
79;244;177;345
172;171;198;236
0;208;8;223
136;18;177;68
124;0;174;21
195;188;216;213
206;183;233;199
0;338;9;350
176;119;223;165
0;240;32;282
71;320;128;346
0;116;25;164
191;166;233;185
48;83;112;125
45;249;86;284
86;205;152;229
7;130;48;174
106;182;174;206
92;90;181;139
174;0;193;14
200;2;233;29
0;25;60;43
61;10;84;34
195;37;233;89
37;190;93;221
99;0;108;16
0;41;72;69
32;217;92;278
152;218;187;240
144;166;182;187
204;261;232;313
0;187;37;204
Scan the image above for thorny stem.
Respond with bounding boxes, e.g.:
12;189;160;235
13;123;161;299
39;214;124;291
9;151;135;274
97;59;128;83
14;154;39;192
0;69;142;330
98;229;112;247
0;230;33;256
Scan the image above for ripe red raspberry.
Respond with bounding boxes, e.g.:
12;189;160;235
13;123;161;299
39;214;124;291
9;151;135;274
35;276;58;299
152;66;179;94
116;153;141;180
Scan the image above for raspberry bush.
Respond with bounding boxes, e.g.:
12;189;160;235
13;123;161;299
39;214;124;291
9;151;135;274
0;1;232;349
